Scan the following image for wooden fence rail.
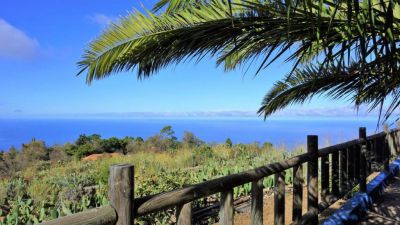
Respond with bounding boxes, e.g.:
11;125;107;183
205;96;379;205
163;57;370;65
39;127;400;225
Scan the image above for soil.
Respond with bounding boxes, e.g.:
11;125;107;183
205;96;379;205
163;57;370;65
212;172;380;225
81;152;122;161
227;188;308;225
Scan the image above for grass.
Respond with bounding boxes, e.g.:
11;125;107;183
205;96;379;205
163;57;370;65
0;143;305;225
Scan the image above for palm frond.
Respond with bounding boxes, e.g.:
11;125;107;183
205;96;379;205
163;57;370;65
258;61;400;123
78;0;400;123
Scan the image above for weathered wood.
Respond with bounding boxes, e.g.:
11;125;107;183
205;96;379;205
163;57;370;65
366;140;373;173
359;127;367;193
109;164;134;225
315;129;389;157
384;137;390;171
318;194;338;212
318;139;360;156
331;151;339;197
297;210;319;225
339;149;347;195
274;171;285;225
386;125;398;156
192;195;250;222
366;131;386;141
321;155;329;203
220;189;234;225
307;135;318;224
177;202;192;225
251;179;263;225
39;128;400;225
377;136;384;164
354;145;360;184
134;153;313;216
383;126;391;171
292;165;303;223
347;147;354;189
39;205;117;225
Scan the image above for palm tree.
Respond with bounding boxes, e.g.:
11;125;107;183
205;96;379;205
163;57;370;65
78;0;400;123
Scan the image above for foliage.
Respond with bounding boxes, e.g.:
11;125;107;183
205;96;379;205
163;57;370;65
182;131;203;148
77;0;400;123
0;126;305;225
225;138;233;148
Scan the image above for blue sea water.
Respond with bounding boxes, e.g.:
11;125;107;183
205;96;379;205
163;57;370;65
0;117;382;151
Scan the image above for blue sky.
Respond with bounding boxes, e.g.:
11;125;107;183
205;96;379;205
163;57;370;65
0;0;371;119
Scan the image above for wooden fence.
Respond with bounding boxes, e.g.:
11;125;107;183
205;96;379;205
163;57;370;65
39;127;400;225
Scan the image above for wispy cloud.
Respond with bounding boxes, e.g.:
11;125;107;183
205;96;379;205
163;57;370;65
28;106;382;119
80;111;258;118
89;14;116;27
274;106;377;117
0;19;39;60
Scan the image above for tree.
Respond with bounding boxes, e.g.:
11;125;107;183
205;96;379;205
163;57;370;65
182;131;203;148
225;138;233;148
8;146;17;160
78;0;400;123
13;140;49;170
75;134;103;154
135;137;144;143
160;125;176;140
49;145;71;162
102;137;125;153
20;140;49;161
262;142;273;150
74;144;96;159
126;137;144;154
160;126;178;150
76;134;91;146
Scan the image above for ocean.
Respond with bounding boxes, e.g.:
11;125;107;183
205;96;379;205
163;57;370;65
0;117;382;151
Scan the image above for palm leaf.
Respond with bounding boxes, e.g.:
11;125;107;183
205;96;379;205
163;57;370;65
78;0;400;123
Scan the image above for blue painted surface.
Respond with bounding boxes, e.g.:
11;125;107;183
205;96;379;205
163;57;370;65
323;158;400;225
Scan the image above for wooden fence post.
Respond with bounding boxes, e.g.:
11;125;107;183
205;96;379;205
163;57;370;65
384;137;390;171
369;139;375;169
109;164;134;225
307;135;318;224
251;179;263;225
274;171;285;225
177;202;192;225
331;151;339;198
347;147;354;189
321;154;329;203
339;149;347;195
384;125;391;171
354;145;360;184
359;127;367;193
220;189;234;225
292;164;303;224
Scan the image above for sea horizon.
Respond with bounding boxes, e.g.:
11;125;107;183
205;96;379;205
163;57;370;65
0;116;386;151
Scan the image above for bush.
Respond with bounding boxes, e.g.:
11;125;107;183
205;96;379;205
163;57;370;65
72;144;96;159
49;146;70;162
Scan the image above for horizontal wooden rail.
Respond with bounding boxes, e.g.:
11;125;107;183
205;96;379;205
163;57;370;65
318;139;360;156
39;205;117;225
134;152;313;216
38;127;399;225
318;129;398;157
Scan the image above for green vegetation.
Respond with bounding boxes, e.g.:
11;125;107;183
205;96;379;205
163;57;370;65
0;126;304;224
78;0;400;123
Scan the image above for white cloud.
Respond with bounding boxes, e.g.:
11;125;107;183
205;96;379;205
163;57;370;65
274;105;380;117
0;19;39;60
39;107;380;119
89;14;116;27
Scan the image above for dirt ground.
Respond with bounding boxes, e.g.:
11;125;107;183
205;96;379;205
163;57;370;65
230;188;308;225
214;172;380;225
